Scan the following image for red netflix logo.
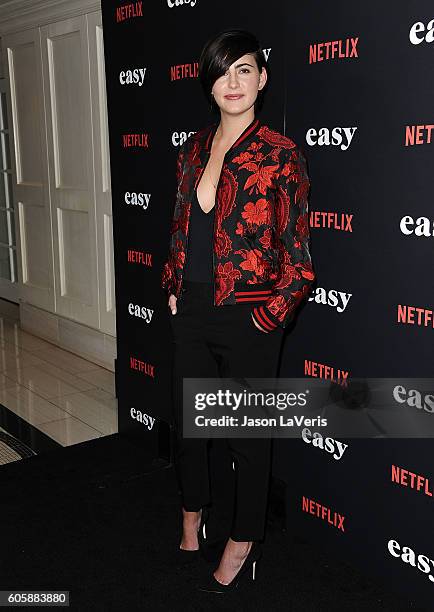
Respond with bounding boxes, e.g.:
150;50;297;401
405;124;434;146
127;250;152;267
302;496;346;532
397;305;434;328
309;211;353;232
116;2;143;23
122;133;149;149
170;63;199;81
309;37;359;64
130;356;155;379
304;360;349;387
391;465;433;498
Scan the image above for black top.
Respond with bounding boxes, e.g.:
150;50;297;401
183;188;215;283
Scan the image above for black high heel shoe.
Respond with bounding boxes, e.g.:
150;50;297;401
198;541;262;593
175;507;208;568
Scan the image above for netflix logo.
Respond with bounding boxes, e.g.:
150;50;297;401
405;124;434;146
116;2;143;23
391;464;433;498
309;211;353;232
170;62;199;81
304;360;349;387
302;496;346;532
122;133;149;149
127;250;152;267
397;305;434;328
309;37;359;64
130;355;155;379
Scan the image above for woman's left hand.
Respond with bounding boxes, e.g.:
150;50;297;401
251;313;267;333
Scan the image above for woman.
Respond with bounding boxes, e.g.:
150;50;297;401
161;29;315;592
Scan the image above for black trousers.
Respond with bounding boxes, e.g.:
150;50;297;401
169;280;284;542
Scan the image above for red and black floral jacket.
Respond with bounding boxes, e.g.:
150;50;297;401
161;116;315;332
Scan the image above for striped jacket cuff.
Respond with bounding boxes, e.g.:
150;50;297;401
251;305;280;332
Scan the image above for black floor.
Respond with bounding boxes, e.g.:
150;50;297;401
0;402;62;454
0;434;426;611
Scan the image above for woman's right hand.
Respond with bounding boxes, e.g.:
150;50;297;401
168;294;177;315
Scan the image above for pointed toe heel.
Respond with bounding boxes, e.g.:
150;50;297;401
197;542;262;593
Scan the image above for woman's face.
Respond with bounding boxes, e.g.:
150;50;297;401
211;53;267;116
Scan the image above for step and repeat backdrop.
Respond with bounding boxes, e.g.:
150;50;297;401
101;1;433;607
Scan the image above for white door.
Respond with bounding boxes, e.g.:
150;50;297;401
41;15;99;328
3;27;54;310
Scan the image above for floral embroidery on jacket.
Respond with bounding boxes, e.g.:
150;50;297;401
161;118;315;329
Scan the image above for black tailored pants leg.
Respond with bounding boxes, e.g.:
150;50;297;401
169;280;284;542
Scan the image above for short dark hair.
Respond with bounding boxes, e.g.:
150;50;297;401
198;29;268;115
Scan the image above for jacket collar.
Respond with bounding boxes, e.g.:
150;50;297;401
203;116;261;154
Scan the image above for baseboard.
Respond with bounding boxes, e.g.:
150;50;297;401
18;301;116;372
0;297;20;321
